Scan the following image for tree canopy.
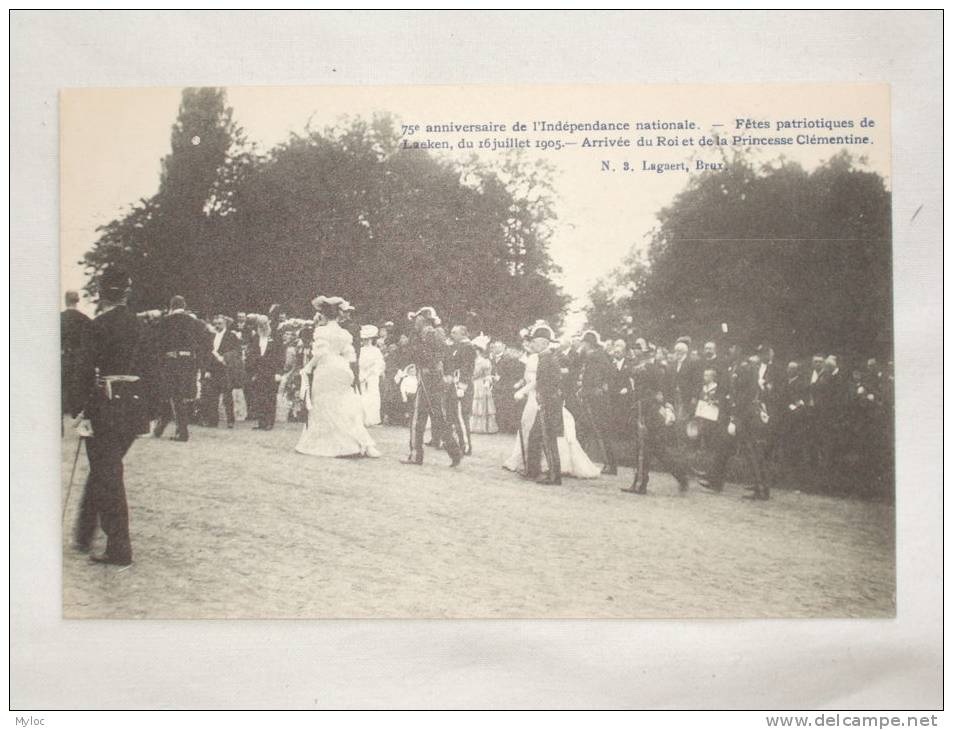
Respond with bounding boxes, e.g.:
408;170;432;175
82;88;568;338
585;151;893;361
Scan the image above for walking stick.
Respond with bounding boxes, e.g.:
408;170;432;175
62;435;83;521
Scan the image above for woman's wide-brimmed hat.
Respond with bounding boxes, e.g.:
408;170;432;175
472;334;490;351
360;324;379;340
529;324;559;343
311;295;346;310
581;329;602;346
407;306;441;326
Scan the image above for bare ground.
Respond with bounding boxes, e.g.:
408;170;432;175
62;421;895;619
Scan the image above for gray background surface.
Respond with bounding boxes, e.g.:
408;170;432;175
10;10;942;709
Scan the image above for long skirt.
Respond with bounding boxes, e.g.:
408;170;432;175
470;378;498;434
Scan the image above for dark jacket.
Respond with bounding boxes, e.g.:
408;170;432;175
536;350;563;408
576;348;613;395
448;341;477;384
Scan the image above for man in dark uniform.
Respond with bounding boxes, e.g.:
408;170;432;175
524;325;563;485
699;358;769;499
153;295;208;442
73;267;145;566
61;290;91;419
402;307;462;467
447;324;476;456
574;330;617;474
621;346;690;494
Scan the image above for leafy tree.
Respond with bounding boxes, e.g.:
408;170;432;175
85;95;568;335
83;87;256;310
586;151;892;361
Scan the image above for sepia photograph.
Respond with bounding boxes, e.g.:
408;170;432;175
59;83;896;619
10;7;943;714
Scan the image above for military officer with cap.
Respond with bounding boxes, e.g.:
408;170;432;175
403;306;462;467
73;266;147;566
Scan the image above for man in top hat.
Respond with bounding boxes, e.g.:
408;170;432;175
73;267;146;566
403;306;462;467
153;295;209;442
524;324;563;485
446;324;477;456
574;329;617;474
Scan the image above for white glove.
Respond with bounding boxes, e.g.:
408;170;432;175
75;417;94;438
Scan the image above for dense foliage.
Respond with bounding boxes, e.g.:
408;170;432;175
83;88;568;337
585;151;893;360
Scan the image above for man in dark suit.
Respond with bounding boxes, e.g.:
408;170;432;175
575;330;617;474
61;290;91;418
702;340;726;382
775;360;810;467
447;325;477;456
670;336;701;424
246;317;284;430
524;325;563;485
813;355;848;472
203;314;242;428
73;267;145;566
153;295;208;442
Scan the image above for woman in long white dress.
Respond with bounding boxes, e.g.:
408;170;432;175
295;298;380;458
359;325;385;427
502;351;601;478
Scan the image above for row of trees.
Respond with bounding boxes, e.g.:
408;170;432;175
585;151;893;360
83;88;569;337
82;88;893;358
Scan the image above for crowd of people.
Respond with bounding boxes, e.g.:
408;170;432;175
61;273;894;566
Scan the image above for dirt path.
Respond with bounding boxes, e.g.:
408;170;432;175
62;421;895;618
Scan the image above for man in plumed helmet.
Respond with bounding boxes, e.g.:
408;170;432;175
402;306;462;467
72;266;146;566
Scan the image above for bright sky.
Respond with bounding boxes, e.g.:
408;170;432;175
61;84;891;324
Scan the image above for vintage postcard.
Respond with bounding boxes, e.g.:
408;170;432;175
59;83;894;619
